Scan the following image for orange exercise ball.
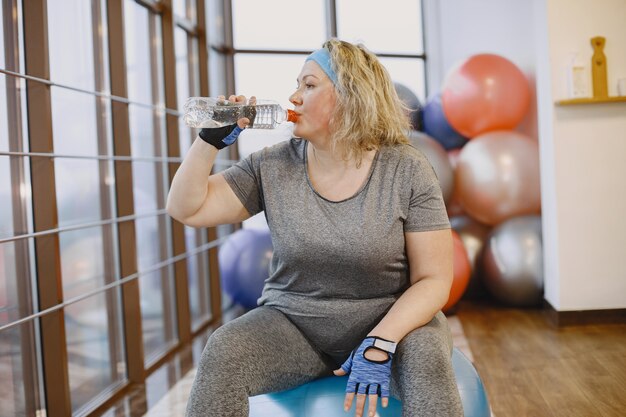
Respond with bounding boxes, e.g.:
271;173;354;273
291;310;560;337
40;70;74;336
443;230;471;313
455;131;540;226
442;54;530;138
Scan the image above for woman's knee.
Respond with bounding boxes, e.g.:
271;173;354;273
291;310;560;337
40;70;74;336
198;321;253;377
391;314;463;415
395;312;454;372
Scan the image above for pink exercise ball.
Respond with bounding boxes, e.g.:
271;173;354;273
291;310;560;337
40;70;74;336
408;130;454;205
456;131;540;226
442;54;530;138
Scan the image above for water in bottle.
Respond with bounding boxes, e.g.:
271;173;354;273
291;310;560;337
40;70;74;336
183;97;298;129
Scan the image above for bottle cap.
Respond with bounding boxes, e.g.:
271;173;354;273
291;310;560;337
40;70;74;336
287;109;299;123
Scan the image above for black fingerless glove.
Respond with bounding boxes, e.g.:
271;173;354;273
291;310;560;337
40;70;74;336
198;123;243;150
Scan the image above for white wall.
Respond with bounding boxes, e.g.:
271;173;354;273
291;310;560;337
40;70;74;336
426;0;626;311
541;0;626;310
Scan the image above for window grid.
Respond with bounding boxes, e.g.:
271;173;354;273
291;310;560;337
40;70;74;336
0;236;226;334
0;149;237;165
0;0;221;414
0;67;184;115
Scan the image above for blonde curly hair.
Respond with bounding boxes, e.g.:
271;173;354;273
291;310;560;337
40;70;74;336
323;39;412;164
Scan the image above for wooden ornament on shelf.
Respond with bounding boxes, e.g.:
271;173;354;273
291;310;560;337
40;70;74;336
556;36;626;105
591;36;608;98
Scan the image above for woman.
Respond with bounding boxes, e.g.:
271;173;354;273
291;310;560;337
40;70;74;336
168;39;463;417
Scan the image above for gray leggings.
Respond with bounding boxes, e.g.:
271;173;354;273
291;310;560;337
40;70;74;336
186;306;463;416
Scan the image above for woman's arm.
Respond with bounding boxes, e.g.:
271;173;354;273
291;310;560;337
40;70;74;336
366;228;454;342
167;94;254;227
166;135;251;228
334;229;453;413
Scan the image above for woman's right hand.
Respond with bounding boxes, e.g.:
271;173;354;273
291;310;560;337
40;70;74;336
198;95;256;149
229;94;257;127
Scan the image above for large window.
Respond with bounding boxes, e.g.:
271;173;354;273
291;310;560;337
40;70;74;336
0;0;218;415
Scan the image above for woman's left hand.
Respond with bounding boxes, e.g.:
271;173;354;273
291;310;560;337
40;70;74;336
333;336;395;417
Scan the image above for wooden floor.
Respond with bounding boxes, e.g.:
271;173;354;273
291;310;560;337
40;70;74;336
457;301;626;417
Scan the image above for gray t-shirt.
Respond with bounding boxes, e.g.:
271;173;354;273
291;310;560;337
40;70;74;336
222;138;449;357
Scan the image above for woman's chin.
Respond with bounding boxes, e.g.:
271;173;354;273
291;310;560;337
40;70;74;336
292;126;304;138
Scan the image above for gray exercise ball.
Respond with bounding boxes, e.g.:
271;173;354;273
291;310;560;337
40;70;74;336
481;215;544;306
394;82;424;131
408;130;454;204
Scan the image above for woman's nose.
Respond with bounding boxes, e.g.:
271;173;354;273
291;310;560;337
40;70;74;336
289;90;302;106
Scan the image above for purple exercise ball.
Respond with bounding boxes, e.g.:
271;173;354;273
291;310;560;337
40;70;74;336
219;228;273;309
423;92;469;150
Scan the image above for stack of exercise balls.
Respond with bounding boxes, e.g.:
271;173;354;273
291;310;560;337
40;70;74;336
403;53;544;310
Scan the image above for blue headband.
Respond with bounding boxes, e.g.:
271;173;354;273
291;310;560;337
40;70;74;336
305;48;338;85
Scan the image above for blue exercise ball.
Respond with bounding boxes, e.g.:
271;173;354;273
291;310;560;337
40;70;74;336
249;348;490;417
219;228;273;309
423;92;469;150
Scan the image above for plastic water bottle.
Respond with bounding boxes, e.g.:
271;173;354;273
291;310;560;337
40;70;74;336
183;97;298;129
